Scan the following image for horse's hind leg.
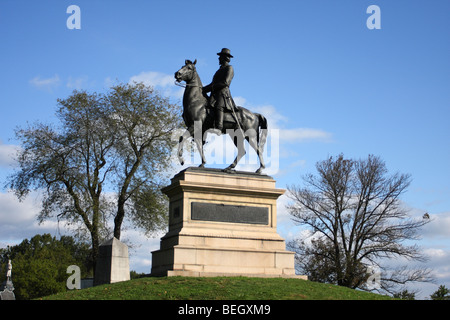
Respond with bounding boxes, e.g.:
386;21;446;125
226;130;246;170
248;133;265;174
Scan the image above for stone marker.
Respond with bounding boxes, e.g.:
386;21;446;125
94;237;130;286
0;290;15;300
0;259;15;300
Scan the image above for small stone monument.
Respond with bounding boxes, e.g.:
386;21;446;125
0;259;16;300
94;237;130;286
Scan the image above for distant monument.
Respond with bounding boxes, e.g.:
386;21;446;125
94;238;130;286
0;260;16;300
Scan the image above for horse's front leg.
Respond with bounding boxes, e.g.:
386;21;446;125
194;131;207;167
178;128;193;166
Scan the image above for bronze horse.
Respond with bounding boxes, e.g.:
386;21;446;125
175;59;268;174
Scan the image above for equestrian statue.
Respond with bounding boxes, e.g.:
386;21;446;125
175;48;268;174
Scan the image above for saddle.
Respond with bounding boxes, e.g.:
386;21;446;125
205;99;238;130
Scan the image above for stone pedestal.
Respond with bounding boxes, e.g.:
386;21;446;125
94;237;130;285
0;280;15;300
151;167;305;279
0;289;15;300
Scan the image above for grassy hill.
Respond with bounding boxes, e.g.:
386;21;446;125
40;276;393;300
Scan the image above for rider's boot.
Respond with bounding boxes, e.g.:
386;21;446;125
212;107;224;135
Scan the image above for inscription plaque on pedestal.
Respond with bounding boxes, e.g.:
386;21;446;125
191;202;269;225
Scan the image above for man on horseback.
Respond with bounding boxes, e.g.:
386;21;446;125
175;53;267;174
203;48;237;133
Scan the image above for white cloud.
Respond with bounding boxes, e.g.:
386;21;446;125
289;159;307;168
0;141;19;168
0;191;49;242
235;98;333;144
130;71;173;88
235;100;287;129
0;192;38;225
422;211;450;240
424;248;447;259
120;226;165;273
129;71;183;100
279;128;332;143
0;188;164;273
29;74;92;92
276;193;291;222
0;190;76;243
67;75;89;90
419;246;450;298
104;77;117;88
29;74;61;91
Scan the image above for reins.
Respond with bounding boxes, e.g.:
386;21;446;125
174;80;202;89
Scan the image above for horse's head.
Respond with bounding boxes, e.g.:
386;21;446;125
175;59;197;83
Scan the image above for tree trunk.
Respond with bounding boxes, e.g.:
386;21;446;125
113;198;125;240
91;230;99;277
113;156;142;240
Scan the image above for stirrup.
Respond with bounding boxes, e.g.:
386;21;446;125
210;128;222;135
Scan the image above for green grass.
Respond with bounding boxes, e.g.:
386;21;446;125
39;276;393;300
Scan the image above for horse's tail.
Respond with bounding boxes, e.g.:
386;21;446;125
257;113;268;152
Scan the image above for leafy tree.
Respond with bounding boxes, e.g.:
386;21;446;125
105;83;180;239
130;270;148;279
8;91;114;269
430;285;450;300
393;289;416;300
7;83;182;270
0;234;92;300
287;154;433;294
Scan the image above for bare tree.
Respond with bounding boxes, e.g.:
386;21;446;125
287;154;433;294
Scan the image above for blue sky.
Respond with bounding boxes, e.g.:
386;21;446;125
0;1;449;299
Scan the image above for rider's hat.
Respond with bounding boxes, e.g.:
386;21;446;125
217;48;233;58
